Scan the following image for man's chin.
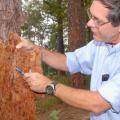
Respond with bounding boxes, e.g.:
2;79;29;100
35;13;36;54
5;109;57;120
93;35;103;42
93;35;99;40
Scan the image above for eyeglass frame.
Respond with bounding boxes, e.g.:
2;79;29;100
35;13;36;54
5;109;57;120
87;8;110;27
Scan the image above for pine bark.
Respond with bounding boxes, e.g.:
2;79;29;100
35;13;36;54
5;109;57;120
0;1;42;119
0;0;25;42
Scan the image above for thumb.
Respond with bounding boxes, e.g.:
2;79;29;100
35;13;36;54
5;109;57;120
16;42;24;49
24;73;31;77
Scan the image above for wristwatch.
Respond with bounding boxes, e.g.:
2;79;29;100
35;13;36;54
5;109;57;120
45;81;58;95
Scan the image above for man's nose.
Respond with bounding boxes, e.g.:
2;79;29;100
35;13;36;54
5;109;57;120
86;19;96;28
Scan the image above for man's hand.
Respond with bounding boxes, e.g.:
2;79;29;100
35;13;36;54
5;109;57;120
24;72;52;93
16;37;36;50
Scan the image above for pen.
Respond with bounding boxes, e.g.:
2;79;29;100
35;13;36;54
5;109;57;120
16;67;25;75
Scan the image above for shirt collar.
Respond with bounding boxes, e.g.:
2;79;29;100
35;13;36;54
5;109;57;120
105;42;120;54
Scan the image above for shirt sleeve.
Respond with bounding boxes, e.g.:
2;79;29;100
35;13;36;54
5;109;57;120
98;74;120;113
65;40;96;75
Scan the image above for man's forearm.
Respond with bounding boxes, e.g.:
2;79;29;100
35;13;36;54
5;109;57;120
40;47;68;71
55;84;111;114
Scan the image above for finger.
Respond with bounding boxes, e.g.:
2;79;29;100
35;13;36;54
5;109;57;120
16;42;24;49
24;73;31;78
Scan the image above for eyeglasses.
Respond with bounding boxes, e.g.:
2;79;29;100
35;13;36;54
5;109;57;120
87;8;110;27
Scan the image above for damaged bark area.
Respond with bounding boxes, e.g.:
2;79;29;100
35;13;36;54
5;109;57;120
0;33;43;120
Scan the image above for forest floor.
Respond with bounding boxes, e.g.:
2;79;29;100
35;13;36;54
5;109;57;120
37;103;90;120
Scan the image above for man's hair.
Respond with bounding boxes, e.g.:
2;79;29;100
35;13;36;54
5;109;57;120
95;0;120;27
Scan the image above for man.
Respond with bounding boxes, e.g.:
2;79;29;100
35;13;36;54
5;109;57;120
16;0;120;119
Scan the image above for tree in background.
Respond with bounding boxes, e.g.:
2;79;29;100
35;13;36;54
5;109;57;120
22;0;46;45
44;0;67;54
43;0;68;74
84;0;93;41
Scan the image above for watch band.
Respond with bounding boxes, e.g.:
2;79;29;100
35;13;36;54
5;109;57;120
45;81;59;95
51;81;59;90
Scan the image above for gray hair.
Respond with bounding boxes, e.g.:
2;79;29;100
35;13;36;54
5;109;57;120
95;0;120;27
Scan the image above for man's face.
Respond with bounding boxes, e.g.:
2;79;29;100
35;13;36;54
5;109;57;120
87;0;120;44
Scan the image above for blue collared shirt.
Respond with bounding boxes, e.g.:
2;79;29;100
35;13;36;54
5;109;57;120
65;40;120;120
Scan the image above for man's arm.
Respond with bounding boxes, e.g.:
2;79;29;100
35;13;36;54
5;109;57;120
24;73;112;114
40;48;68;71
55;84;112;114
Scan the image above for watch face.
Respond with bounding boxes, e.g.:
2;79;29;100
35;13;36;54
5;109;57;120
46;85;54;95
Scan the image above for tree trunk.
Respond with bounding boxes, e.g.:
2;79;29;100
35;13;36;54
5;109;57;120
0;1;42;120
68;0;86;88
0;0;26;42
57;0;64;54
57;0;65;75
